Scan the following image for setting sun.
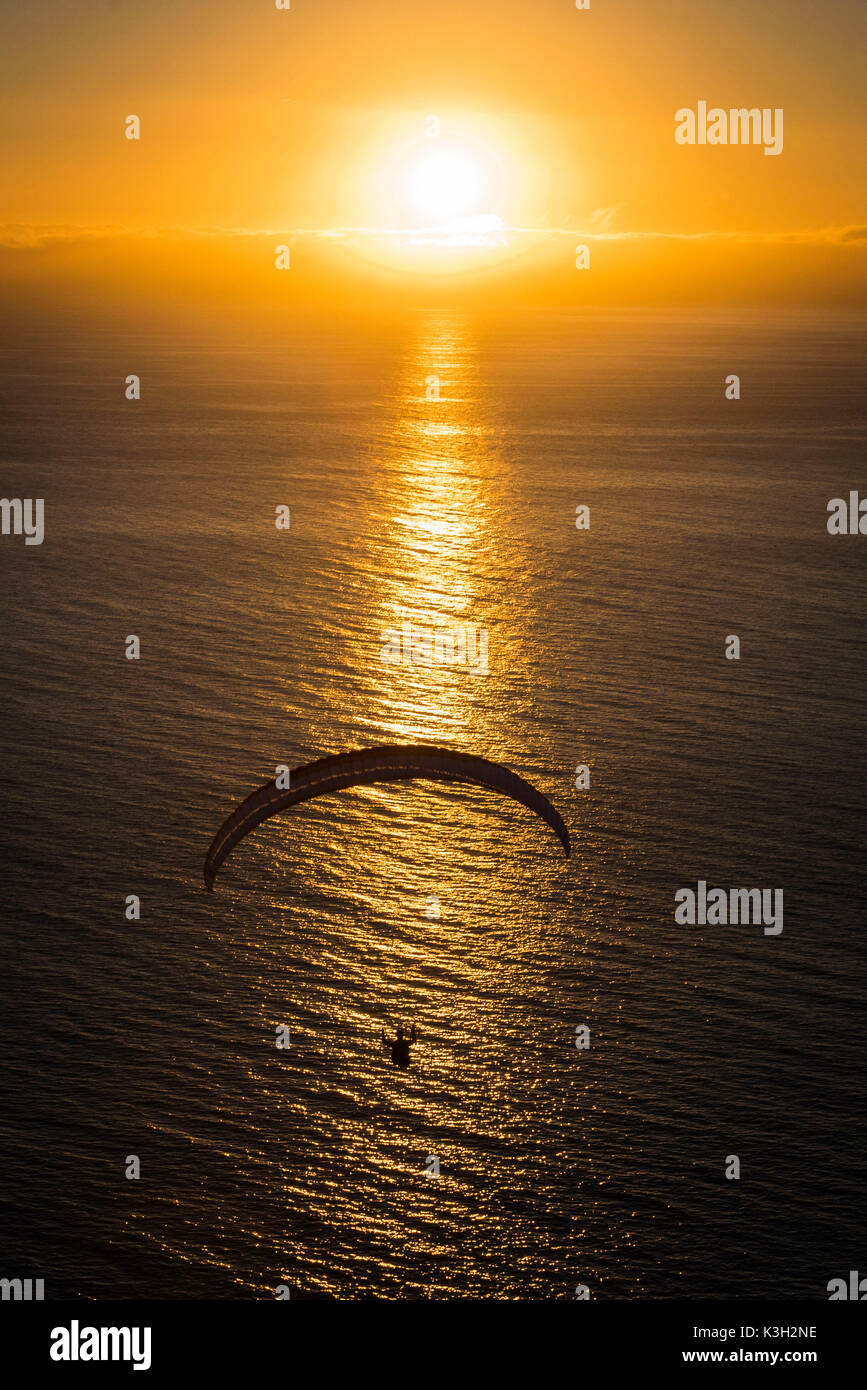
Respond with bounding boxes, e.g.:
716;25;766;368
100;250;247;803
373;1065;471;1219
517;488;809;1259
391;134;500;228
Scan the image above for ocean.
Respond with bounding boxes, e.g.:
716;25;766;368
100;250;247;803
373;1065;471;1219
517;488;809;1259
1;305;864;1298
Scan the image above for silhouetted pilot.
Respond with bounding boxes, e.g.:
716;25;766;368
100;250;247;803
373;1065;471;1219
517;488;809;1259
381;1023;418;1069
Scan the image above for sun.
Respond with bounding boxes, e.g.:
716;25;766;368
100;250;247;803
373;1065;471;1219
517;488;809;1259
331;121;536;274
392;135;500;228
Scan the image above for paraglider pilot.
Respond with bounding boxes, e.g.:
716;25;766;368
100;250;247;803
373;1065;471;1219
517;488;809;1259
382;1023;418;1069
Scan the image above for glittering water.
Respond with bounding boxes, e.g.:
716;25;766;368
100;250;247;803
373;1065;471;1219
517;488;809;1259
0;306;865;1299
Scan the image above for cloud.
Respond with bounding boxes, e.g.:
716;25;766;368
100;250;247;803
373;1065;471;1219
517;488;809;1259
2;221;867;251
589;205;626;231
0;224;138;248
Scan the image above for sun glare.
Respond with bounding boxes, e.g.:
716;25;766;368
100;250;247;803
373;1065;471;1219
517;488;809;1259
393;136;499;228
330;121;544;274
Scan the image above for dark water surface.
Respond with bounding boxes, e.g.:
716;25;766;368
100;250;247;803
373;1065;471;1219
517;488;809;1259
1;306;864;1298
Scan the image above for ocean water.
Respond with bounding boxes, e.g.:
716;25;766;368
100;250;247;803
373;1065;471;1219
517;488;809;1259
0;306;864;1299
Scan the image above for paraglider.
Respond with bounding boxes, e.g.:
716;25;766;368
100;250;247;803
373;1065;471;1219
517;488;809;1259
382;1023;418;1069
203;744;569;890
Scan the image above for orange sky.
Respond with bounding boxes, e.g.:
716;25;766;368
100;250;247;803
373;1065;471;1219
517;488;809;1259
2;0;865;307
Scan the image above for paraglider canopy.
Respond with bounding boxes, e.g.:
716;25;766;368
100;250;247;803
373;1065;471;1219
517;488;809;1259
204;744;569;890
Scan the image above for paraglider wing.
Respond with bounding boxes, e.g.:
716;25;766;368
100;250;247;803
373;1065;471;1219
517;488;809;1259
204;744;569;890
